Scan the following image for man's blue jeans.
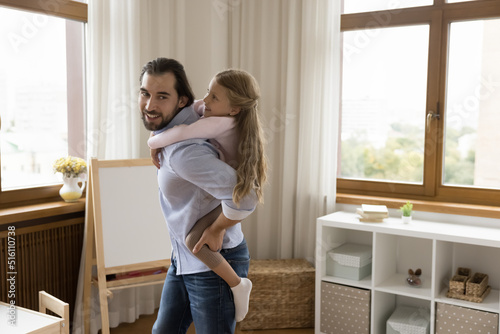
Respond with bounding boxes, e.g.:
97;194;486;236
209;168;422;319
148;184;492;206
152;240;250;334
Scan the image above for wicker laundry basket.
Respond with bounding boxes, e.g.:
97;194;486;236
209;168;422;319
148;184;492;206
239;259;315;331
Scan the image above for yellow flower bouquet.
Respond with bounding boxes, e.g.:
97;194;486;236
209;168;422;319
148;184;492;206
53;156;87;202
53;156;87;178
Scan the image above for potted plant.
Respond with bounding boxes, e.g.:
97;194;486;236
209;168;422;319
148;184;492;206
400;201;413;224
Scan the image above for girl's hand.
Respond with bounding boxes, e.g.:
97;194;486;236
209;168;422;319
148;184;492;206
149;131;161;168
193;99;205;116
151;148;161;169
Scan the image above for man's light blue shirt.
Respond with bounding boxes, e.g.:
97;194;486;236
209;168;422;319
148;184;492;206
155;104;257;275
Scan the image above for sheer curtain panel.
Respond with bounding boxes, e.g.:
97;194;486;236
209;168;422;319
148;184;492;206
74;1;185;333
86;0;185;160
228;0;340;262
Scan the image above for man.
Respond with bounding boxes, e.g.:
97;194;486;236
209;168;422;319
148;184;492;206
138;58;257;333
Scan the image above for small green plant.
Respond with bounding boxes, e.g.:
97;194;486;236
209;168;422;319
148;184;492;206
400;201;413;217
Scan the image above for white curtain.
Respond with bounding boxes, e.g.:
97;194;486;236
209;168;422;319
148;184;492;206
86;0;185;160
75;0;340;331
74;1;186;332
228;0;341;262
294;0;340;261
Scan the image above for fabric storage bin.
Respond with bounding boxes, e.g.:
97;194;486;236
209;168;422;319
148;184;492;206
436;303;498;334
239;259;314;330
386;306;430;334
327;243;372;280
320;281;370;334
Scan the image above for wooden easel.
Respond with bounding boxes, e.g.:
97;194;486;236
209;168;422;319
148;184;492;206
82;158;171;334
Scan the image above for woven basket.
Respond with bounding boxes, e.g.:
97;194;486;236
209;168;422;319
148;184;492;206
449;275;469;295
447;286;491;303
456;267;471;277
466;273;488;297
239;259;315;331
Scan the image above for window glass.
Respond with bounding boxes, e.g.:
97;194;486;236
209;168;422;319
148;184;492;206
0;7;84;190
444;19;500;189
339;25;429;183
342;0;433;14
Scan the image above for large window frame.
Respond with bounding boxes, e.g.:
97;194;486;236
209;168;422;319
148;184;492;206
0;0;87;207
337;0;500;209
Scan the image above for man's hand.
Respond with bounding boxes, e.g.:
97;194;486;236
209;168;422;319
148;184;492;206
193;213;240;253
193;224;226;253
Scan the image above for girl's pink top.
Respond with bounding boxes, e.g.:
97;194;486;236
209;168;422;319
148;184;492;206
148;101;239;168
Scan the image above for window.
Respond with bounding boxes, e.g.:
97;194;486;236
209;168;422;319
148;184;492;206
341;25;429;184
444;18;500;190
338;0;500;206
0;1;87;205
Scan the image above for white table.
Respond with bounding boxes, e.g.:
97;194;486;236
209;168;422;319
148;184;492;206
0;301;63;334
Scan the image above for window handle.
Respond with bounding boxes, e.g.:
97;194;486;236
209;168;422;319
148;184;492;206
426;102;440;132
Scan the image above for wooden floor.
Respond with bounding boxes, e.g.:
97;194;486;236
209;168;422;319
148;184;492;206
109;309;314;334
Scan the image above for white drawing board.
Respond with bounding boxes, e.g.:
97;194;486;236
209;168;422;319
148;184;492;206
84;158;171;334
95;159;171;269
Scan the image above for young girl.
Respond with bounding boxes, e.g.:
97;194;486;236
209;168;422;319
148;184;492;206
149;69;267;322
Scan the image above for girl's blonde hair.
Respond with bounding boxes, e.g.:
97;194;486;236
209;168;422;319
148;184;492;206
215;69;267;204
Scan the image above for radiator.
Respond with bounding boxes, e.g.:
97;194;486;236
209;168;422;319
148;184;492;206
0;218;84;314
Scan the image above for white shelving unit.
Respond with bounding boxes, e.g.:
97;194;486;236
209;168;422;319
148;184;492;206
316;211;500;334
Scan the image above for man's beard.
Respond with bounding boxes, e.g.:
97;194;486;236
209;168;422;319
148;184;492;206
141;106;181;131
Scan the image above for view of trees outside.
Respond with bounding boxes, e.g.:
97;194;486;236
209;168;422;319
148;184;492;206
340;122;425;184
339;19;500;190
340;25;428;185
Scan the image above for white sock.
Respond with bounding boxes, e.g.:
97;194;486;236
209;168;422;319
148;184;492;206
230;277;252;322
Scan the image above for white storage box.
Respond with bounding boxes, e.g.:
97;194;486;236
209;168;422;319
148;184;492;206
386;306;430;334
327;243;372;280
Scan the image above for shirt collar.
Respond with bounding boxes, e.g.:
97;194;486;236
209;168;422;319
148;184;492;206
154;104;198;135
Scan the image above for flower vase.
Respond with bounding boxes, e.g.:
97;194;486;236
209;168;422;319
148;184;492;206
60;176;86;202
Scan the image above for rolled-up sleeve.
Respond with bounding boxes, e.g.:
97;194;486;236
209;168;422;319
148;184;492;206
169;140;257;220
221;202;255;220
